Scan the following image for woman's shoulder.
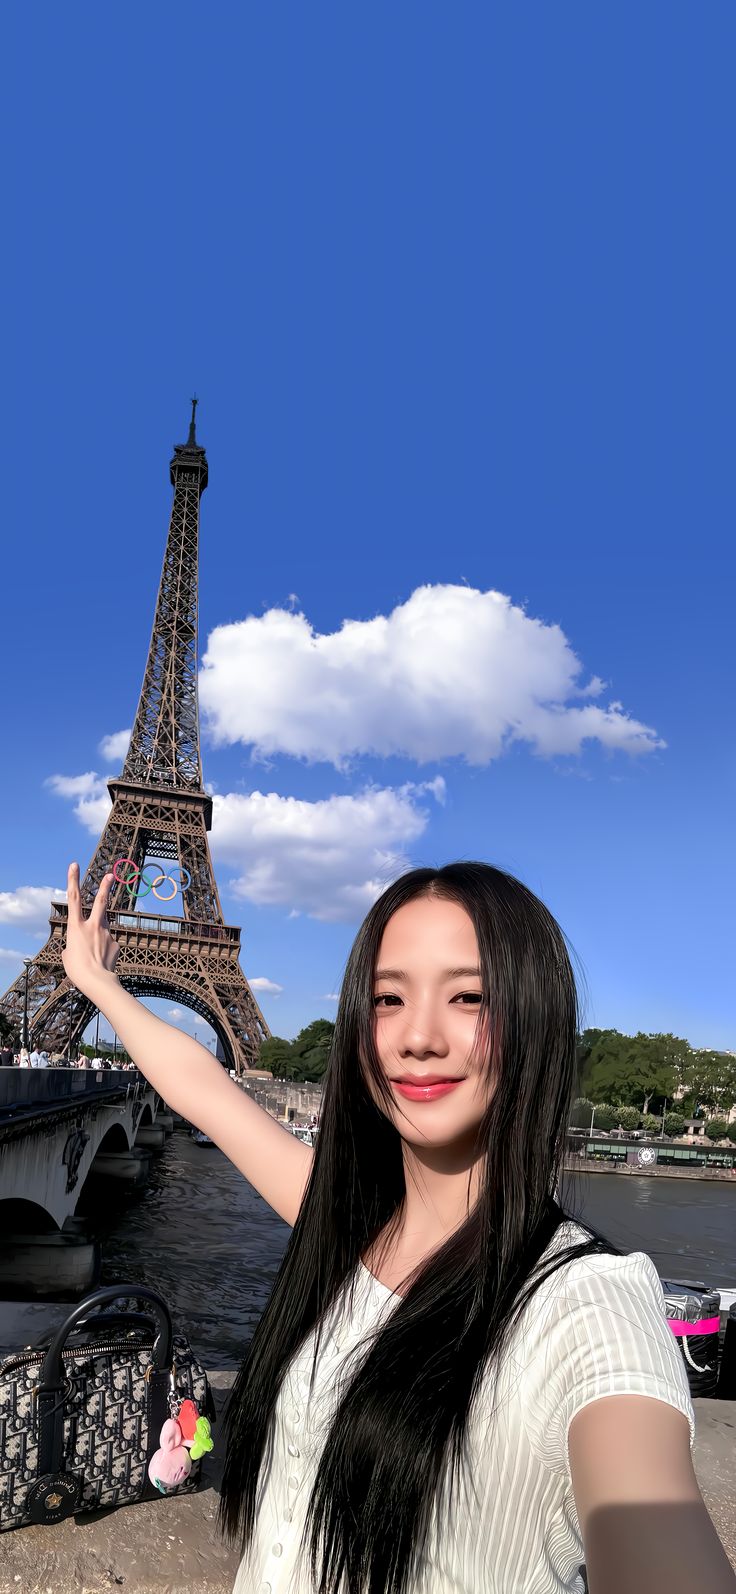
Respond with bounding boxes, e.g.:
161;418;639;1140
508;1217;672;1364
508;1219;695;1472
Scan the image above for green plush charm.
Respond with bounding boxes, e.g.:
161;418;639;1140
189;1417;214;1460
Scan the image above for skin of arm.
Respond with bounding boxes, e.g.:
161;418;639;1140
61;864;313;1228
87;972;313;1227
568;1395;736;1594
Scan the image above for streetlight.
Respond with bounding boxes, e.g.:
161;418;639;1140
67;1000;73;1064
589;1104;597;1135
22;958;31;1051
660;1099;667;1139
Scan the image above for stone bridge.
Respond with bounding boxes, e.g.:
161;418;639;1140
0;1068;175;1294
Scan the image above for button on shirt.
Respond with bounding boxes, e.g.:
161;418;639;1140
232;1221;695;1593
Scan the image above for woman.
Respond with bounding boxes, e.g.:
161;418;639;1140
17;1046;31;1068
61;860;734;1594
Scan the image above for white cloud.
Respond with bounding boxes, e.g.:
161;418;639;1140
211;777;445;922
99;729;132;763
0;885;67;926
44;772;112;835
248;977;283;995
167;1008;184;1023
322;993;340;1002
0;947;28;962
199;584;663;767
37;768;444;922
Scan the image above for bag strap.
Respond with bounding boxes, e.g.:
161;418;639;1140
35;1284;173;1476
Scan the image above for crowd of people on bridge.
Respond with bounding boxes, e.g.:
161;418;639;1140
0;1042;137;1071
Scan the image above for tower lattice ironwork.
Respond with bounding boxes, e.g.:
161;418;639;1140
1;403;271;1072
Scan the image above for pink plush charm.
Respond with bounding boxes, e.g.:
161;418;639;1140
147;1418;192;1494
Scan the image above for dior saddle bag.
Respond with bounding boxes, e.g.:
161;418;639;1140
0;1282;217;1531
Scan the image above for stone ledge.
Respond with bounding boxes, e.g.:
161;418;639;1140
0;1378;734;1592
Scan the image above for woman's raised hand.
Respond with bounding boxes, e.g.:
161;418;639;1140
61;862;121;997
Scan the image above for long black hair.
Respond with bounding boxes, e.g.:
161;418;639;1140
218;861;620;1592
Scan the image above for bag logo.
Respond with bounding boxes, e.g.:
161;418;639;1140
26;1472;81;1524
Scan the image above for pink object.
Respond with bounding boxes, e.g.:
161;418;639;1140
667;1315;720;1337
147;1418;193;1494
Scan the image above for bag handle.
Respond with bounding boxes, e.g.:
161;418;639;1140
36;1285;173;1477
39;1285;173;1388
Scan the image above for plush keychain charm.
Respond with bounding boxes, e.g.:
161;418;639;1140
176;1399;200;1445
148;1418;192;1494
189;1417;214;1461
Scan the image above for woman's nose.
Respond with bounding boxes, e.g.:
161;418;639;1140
398;1006;450;1054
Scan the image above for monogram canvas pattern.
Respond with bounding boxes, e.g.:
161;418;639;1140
0;1334;210;1531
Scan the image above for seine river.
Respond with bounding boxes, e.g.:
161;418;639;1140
87;1132;736;1369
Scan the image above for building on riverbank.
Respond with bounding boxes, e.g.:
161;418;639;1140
236;1073;323;1124
565;1130;735;1177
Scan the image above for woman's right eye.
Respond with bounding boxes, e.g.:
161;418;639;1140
373;993;400;1007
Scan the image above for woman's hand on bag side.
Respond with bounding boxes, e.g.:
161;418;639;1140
62;862;120;997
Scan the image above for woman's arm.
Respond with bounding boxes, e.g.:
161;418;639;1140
569;1394;736;1593
62;864;313;1227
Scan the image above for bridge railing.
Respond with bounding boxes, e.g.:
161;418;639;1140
0;1069;157;1130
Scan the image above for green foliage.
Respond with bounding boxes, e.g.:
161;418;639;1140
258;1021;335;1082
577;1029;689;1112
616;1105;642;1131
705;1117;730;1142
259;1037;296;1074
664;1113;686;1137
682;1051;736;1115
641;1113;662;1135
728;1124;736;1146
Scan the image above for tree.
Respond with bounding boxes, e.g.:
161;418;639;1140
704;1118;730;1142
641;1113;662;1136
259;1037;296;1076
288;1020;334;1082
578;1031;679;1112
616;1105;642;1132
259;1020;335;1082
664;1113;685;1137
682;1051;736;1117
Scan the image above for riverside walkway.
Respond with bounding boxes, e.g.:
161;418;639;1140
0;1378;734;1592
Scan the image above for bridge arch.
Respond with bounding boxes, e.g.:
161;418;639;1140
117;978;230;1066
0;1198;59;1234
95;1123;131;1154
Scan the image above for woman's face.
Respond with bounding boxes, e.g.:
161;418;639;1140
368;895;495;1152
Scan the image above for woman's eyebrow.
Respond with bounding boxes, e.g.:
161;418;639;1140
375;966;481;981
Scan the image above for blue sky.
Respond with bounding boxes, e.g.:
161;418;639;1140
1;5;733;1053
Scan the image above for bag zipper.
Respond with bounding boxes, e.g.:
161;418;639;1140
0;1339;156;1378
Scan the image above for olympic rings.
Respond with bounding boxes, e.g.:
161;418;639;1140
112;857;192;902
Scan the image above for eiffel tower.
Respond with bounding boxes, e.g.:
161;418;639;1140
1;403;271;1073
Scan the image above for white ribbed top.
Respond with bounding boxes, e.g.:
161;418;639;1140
233;1221;695;1594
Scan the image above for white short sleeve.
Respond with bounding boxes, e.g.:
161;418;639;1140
519;1250;696;1477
